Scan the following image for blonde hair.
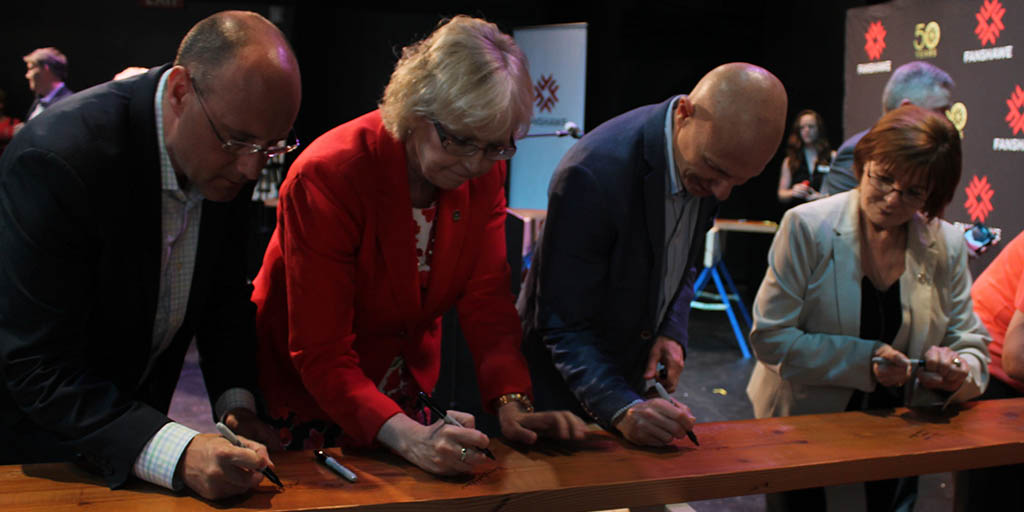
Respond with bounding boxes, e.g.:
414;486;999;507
380;15;533;142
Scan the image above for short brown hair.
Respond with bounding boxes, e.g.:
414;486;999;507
853;105;961;219
23;47;68;82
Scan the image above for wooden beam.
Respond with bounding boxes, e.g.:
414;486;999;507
3;398;1023;511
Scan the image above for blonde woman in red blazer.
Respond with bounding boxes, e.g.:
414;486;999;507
252;15;585;476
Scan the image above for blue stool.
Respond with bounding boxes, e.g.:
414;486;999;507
689;220;776;358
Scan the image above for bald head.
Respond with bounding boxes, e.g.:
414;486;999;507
672;63;787;200
162;10;301;202
175;10;300;89
691;63;787;165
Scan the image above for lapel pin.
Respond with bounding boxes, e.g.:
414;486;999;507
452;210;462;222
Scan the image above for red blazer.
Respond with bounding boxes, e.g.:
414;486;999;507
252;110;531;447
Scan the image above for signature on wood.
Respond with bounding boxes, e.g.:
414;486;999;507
908;429;934;440
462;467;502;487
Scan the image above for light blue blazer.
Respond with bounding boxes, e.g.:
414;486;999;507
747;190;990;418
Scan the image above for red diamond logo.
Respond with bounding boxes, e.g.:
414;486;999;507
1006;85;1024;135
534;74;559;113
864;21;887;61
975;0;1006;46
964;175;994;222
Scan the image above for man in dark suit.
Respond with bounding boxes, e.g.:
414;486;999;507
0;11;301;500
519;63;786;446
23;46;74;121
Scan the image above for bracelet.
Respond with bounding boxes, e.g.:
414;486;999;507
495;393;534;413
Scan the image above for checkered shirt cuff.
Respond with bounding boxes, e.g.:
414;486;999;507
133;422;199;490
214;387;257;422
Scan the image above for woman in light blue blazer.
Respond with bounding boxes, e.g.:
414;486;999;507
747;105;990;511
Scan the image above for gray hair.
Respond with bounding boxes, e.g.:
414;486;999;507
881;61;954;113
379;15;533;142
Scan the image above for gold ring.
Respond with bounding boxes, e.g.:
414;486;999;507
459;447;468;462
952;357;962;368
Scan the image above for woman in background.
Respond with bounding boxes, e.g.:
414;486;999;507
777;109;833;204
252;15;585;476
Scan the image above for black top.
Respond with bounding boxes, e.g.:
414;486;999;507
790;159;826;192
859;276;902;344
848;276;904;410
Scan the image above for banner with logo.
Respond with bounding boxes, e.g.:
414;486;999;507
845;0;1022;271
509;23;587;210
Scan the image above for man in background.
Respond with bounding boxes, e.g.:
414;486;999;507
822;61;953;195
23;46;73;121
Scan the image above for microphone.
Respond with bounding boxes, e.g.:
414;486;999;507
561;121;582;139
522;121;584;139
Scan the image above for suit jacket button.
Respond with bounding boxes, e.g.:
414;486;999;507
640;330;652;340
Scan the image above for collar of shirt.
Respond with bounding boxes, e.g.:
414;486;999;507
663;95;686;198
38;82;66;104
154;69;202;202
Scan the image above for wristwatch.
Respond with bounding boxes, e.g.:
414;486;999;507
495;392;534;413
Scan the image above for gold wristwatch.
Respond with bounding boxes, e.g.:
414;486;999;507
495;392;534;413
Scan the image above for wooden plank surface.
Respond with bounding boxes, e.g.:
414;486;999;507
713;219;778;234
3;398;1023;511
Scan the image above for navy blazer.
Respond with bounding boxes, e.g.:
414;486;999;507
25;82;74;120
0;65;258;487
519;97;718;428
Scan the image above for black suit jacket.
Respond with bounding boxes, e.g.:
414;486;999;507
821;128;868;196
518;97;718;427
0;65;258;487
26;82;74;120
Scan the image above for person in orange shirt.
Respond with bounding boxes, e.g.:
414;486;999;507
967;231;1024;512
972;230;1024;397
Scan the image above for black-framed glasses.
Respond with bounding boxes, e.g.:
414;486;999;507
190;77;300;158
431;120;516;160
867;171;928;207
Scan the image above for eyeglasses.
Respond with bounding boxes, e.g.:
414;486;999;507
431;120;516;160
867;171;928;207
190;77;300;158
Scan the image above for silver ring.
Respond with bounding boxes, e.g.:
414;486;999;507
952;357;962;368
459;447;468;462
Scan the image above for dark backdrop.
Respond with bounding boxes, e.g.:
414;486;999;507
843;0;1023;276
4;0;882;290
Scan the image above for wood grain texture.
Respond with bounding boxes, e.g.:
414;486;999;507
712;219;778;234
3;398;1023;511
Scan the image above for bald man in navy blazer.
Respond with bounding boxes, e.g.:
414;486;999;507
519;63;787;447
